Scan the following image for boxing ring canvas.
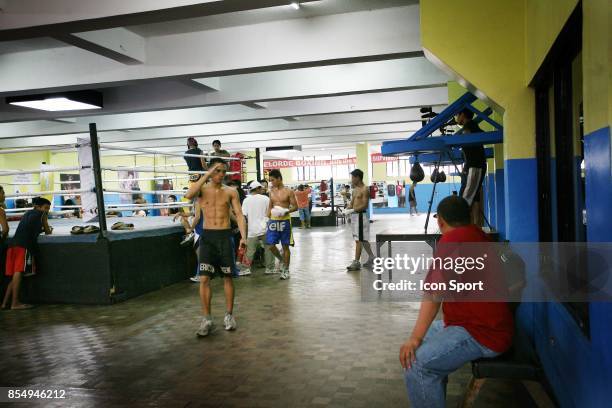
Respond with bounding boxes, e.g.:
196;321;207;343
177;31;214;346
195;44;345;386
6;217;193;305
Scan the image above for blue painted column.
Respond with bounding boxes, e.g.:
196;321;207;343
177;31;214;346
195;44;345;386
503;158;539;242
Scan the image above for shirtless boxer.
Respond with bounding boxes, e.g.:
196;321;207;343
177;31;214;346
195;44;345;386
265;169;298;280
185;159;247;337
345;169;375;270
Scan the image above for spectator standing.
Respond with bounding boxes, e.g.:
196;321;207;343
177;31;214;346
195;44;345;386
2;197;53;310
294;185;311;229
240;181;275;275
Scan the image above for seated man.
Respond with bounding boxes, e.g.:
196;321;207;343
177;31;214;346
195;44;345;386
399;196;513;408
132;195;148;217
2;197;53;310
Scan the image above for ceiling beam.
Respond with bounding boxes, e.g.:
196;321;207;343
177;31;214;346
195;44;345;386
0;122;423;149
0;0;323;41
0;103;445;140
54;28;146;65
0;5;422;95
0;57;447;122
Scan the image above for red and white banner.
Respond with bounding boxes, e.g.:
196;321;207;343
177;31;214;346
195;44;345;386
370;153;398;163
264;157;357;169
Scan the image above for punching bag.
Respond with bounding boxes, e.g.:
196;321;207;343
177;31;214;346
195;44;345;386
430;168;440;183
410;162;425;183
438;170;447;183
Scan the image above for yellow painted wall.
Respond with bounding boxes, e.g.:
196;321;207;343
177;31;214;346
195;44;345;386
583;0;612;134
0;152;48;195
356;143;370;185
421;0;579;160
525;0;580;83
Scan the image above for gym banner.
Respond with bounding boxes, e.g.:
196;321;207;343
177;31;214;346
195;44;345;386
263;157;356;169
371;153;398;163
77;138;98;222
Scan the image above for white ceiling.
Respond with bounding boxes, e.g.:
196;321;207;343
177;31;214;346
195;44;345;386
0;0;447;157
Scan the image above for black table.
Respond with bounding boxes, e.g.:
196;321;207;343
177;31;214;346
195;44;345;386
375;229;499;258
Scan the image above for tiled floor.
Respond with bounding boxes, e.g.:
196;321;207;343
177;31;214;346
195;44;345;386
1;215;528;407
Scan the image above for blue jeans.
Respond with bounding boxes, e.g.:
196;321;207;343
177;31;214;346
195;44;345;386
298;207;310;221
403;320;500;408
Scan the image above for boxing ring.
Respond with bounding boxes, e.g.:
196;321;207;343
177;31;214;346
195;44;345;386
0;125;244;305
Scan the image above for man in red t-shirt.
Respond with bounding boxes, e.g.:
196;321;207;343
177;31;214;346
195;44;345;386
399;196;513;408
294;185;311;229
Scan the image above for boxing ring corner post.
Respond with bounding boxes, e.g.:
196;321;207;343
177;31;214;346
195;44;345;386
89;122;108;236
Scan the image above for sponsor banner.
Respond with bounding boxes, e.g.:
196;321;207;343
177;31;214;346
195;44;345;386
13;173;34;185
264;157;357;169
370;153;398;163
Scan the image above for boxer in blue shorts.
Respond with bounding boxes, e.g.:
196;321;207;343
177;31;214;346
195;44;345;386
265;169;297;280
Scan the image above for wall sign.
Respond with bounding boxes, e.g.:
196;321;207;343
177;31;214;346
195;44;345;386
264;157;357;169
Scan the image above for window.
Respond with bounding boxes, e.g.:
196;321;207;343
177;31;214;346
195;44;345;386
295;154;355;182
386;161;399;177
399;159;410;176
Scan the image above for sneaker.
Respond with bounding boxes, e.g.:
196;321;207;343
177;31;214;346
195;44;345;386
196;318;213;337
190;276;200;283
180;232;195;247
238;268;251;276
362;258;375;268
265;267;276;275
346;260;361;271
279;267;290;280
224;313;237;331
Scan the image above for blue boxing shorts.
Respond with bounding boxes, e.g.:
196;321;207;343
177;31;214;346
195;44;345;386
265;215;294;246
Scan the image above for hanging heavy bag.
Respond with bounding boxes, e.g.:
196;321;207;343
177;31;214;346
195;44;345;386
409;162;425;183
438;170;447;183
430;168;440;183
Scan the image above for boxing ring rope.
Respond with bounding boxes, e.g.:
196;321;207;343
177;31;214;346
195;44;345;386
5;182;40;186
53;202;193;210
1;123;247;237
0;144;80;154
103;188;189;196
0;166;89;177
5;189;92;199
103;176;178;183
100;166;238;175
99;143;242;160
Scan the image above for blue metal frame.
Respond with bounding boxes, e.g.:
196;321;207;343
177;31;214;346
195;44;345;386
409;92;477;141
382;130;502;156
381;91;503;157
408;147;494;164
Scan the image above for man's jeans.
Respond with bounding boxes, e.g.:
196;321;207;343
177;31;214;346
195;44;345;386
403;320;500;408
298;207;311;221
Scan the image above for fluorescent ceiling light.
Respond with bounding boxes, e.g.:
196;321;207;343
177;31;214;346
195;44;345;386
10;98;101;112
7;90;103;112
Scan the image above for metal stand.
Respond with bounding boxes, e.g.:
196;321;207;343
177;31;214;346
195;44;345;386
423;152;443;234
89;123;107;235
255;147;262;181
